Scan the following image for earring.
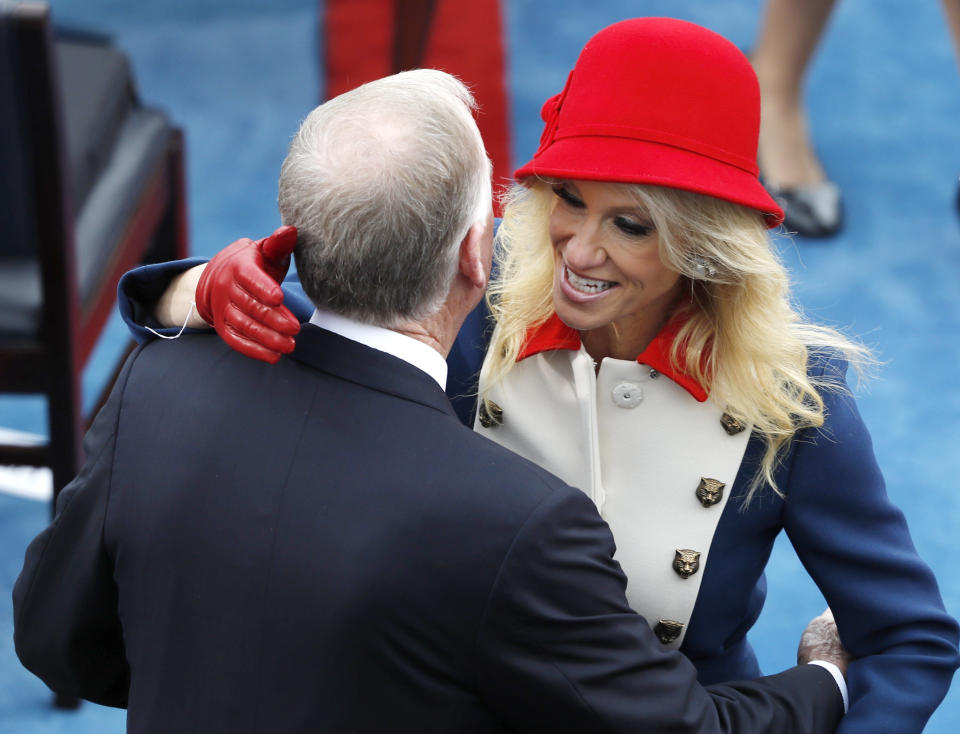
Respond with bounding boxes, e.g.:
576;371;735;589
691;254;717;279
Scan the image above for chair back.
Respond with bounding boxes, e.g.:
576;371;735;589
0;1;78;342
0;1;188;508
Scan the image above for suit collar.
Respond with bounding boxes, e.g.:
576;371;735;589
287;324;458;419
307;309;448;390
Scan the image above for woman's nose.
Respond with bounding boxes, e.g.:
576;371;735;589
563;224;607;269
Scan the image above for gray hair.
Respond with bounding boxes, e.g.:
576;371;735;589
278;69;492;326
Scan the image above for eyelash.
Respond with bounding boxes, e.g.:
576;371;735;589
614;217;654;238
552;185;584;208
552;185;655;238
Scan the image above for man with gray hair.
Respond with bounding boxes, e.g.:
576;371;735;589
280;69;492;325
15;70;846;733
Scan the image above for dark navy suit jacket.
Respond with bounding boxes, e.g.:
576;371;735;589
14;327;844;733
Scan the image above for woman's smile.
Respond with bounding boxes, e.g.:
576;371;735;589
561;264;618;299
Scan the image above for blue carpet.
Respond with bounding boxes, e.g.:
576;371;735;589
2;0;958;730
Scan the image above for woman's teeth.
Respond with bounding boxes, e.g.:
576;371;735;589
566;267;614;293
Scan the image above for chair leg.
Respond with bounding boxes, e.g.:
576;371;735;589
52;692;82;710
46;358;83;515
169;130;189;261
151;129;189;263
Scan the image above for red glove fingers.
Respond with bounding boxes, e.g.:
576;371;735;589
195;225;302;363
222;288;299;352
220;304;296;365
258;224;298;271
234;266;284;308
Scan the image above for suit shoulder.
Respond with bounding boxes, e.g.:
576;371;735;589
444;420;585;507
138;331;230;358
136;333;306;381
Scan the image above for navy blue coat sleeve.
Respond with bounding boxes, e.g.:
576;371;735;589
117;258;209;343
783;357;960;734
445;298;491;426
12;349;141;707
116;260;315;342
475;484;846;733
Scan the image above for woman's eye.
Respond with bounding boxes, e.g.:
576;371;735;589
552;185;584;208
614;217;654;237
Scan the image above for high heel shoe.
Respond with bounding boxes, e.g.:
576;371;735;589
764;179;843;237
766;181;843;237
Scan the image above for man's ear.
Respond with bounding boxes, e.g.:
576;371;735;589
458;221;490;291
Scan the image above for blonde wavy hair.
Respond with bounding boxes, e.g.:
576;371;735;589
481;180;871;502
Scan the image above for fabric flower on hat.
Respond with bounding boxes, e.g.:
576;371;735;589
535;71;573;156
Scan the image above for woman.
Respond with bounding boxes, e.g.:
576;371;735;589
120;18;958;734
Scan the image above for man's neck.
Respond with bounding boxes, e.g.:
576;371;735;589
308;309;449;389
391;307;462;358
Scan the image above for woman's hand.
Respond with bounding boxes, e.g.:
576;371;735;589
194;226;302;363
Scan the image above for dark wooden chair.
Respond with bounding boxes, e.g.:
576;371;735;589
0;1;188;512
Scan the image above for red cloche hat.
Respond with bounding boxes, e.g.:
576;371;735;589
514;18;784;228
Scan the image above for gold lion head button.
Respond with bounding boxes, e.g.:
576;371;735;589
720;412;746;435
477;400;503;428
673;549;701;579
695;477;725;508
654;619;685;644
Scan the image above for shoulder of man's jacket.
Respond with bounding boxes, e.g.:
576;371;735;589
457;425;589;513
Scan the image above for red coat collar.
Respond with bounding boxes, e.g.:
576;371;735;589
517;313;709;402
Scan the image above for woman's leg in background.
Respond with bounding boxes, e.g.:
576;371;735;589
751;0;842;235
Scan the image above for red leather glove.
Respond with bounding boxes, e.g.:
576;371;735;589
195;225;301;364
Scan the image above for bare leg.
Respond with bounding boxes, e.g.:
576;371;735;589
751;0;838;188
942;0;960;70
942;0;960;211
